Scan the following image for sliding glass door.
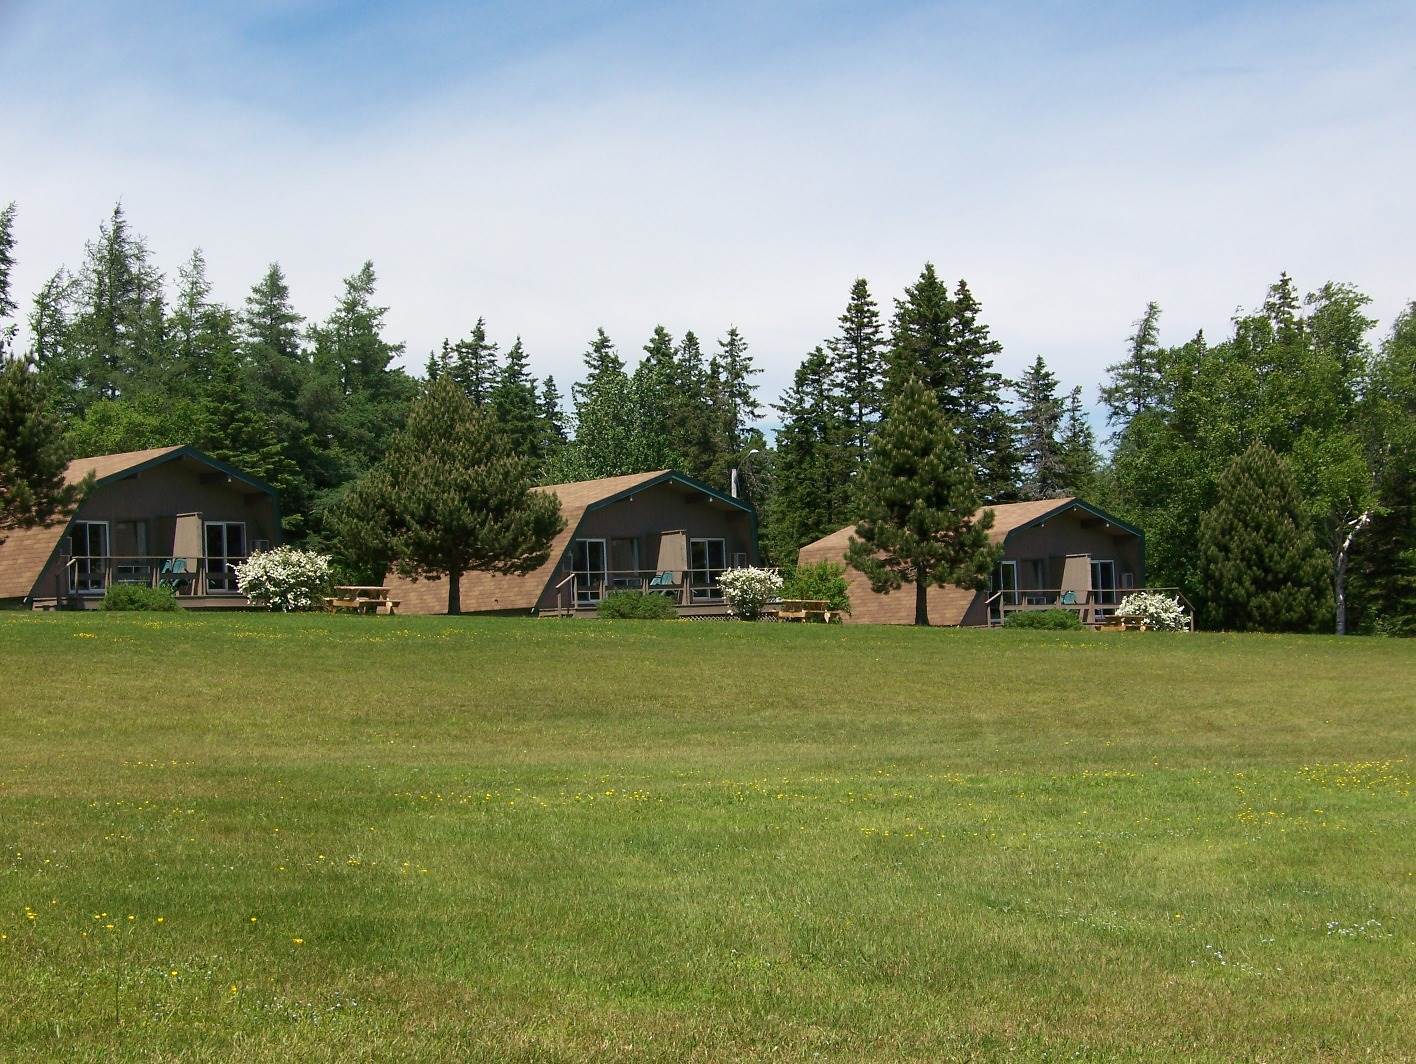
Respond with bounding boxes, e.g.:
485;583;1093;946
205;522;246;593
572;539;608;605
689;539;726;602
68;521;109;594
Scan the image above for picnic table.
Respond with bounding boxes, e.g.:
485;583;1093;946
326;586;400;615
775;598;835;623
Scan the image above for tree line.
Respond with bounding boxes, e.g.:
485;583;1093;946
1;201;1411;633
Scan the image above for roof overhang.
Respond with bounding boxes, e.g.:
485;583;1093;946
98;447;278;497
1004;498;1143;543
584;470;757;518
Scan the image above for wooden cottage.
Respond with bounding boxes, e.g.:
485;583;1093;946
386;470;760;616
0;446;281;609
798;497;1144;626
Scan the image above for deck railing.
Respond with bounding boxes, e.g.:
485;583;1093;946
56;554;249;601
550;567;779;615
984;586;1195;630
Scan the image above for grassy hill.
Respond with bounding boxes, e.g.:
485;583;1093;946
0;613;1411;1061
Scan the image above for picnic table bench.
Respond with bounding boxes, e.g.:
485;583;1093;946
775;598;835;623
326;586;401;615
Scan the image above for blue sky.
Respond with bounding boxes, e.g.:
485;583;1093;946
3;0;1413;418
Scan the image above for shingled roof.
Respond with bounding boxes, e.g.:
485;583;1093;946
384;469;676;614
0;446;276;600
797;498;1083;626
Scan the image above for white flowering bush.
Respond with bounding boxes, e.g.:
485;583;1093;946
1116;591;1189;631
235;546;332;612
717;566;783;621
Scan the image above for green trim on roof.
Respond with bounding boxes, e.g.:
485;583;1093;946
584;470;758;519
1005;498;1145;565
97;446;278;498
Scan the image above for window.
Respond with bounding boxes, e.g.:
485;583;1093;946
68;521;109;594
689;539;726;602
572;539;608;605
205;522;246;593
1090;559;1117;606
990;560;1018;623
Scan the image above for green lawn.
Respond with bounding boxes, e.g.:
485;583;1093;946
0;613;1412;1061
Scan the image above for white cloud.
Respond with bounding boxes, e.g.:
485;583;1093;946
3;0;1413;417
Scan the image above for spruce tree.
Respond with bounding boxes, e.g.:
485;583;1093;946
947;279;1019;500
490;337;542;461
846;377;999;625
0;355;90;537
539;376;567;447
714;325;762;449
0;203;16;359
1013;355;1066;499
67;204;167;405
447;318;500;405
197;337;298;497
672;329;722;480
1057;386;1101;498
766;347;851;561
1100;301;1164;432
1197;442;1330;632
334;375;565;614
887;263;957;407
828;278;886;471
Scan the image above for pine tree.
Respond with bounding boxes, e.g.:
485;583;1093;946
167;249;225;395
334;375;565;614
1197;442;1330;632
1;355;90;537
26;269;81;417
766;347;851;561
845;377;1000;626
828;278;886;470
242;263;306;406
490;337;542;461
539;375;567;446
1057;387;1101;498
1013;355;1066;499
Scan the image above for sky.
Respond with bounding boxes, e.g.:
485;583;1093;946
3;0;1414;425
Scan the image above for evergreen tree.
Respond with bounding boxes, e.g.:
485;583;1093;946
887;263;957;403
0;355;90;537
1100;301;1164;432
0;203;16;359
242;263;306;410
671;329;723;481
1349;304;1416;634
765;347;851;562
167;249;225;396
714;325;762;450
828;278;886;470
1196;442;1330;632
1012;355;1066;499
490;337;542;461
67;204;166;405
946;279;1018;500
1057;387;1101;498
539;375;567;447
845;377;999;626
197;343;298;497
334;375;565;614
27;269;81;416
445;318;500;405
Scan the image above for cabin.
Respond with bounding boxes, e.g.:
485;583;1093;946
798;497;1145;626
0;446;281;610
386;470;760;616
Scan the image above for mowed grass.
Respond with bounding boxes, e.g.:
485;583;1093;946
0;613;1412;1062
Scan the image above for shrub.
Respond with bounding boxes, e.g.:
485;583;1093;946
100;584;179;612
1116;591;1190;631
235;547;333;612
782;561;851;616
718;567;784;621
1003;609;1084;630
597;590;677;620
